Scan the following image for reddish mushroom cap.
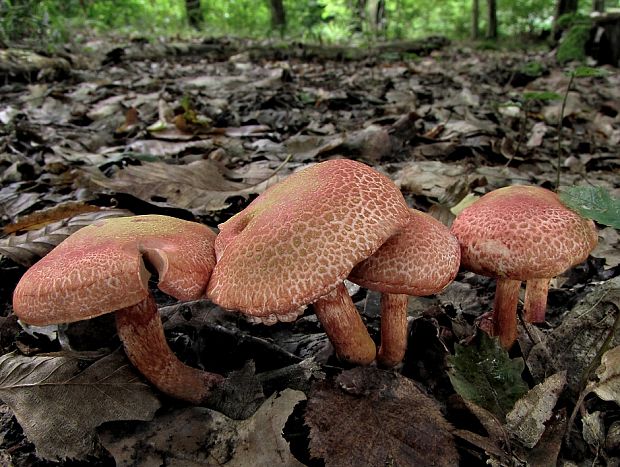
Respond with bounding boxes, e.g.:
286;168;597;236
13;215;217;325
207;159;410;317
450;185;598;280
349;209;460;295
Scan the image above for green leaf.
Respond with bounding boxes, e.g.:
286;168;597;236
522;91;562;102
447;334;529;421
571;66;608;78
559;186;620;229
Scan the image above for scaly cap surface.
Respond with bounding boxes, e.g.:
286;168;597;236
349;209;460;295
450;185;598;280
207;159;410;316
13;215;217;325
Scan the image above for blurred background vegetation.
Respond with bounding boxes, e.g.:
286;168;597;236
1;0;619;48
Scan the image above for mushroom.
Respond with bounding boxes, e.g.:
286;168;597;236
13;215;224;403
349;209;461;367
207;159;411;365
450;185;598;347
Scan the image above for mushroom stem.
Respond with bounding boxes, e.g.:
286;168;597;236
115;295;224;404
524;278;550;323
492;278;521;348
377;293;409;368
313;283;377;365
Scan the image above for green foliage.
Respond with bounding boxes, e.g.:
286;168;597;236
3;0;618;46
557;23;592;64
559;186;620;229
522;91;562;102
448;333;529;421
571;66;608;78
520;61;545;77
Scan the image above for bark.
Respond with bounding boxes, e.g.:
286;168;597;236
185;0;203;30
593;0;605;12
270;0;287;36
556;0;579;17
486;0;498;39
472;0;480;39
353;0;368;32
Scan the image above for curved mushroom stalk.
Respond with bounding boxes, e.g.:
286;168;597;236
492;278;521;348
376;293;409;368
312;283;376;365
524;278;550;323
116;295;224;404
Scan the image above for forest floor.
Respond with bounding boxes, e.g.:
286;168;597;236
0;35;619;466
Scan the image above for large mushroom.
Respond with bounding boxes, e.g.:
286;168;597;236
207;159;411;365
349;209;460;367
450;185;598;347
13;215;224;403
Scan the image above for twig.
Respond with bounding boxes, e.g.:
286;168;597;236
555;72;575;191
564;301;620;444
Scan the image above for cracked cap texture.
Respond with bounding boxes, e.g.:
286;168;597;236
207;159;411;316
349;209;460;295
450;185;598;280
13;215;217;325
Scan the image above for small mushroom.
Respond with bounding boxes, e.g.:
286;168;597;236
208;159;411;365
450;185;598;347
13;215;224;403
349;209;460;367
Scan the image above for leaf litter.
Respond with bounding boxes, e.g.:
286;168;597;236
0;35;619;466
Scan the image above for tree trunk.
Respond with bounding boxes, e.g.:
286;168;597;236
486;0;498;39
472;0;480;39
185;0;202;30
270;0;287;36
353;0;368;32
556;0;579;17
375;0;386;34
592;0;605;12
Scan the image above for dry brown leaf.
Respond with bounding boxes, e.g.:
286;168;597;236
394;161;467;200
526;276;620;394
84;159;287;214
588;345;620;406
505;371;566;448
100;389;305;467
0;351;160;460
0;209;132;267
306;367;457;467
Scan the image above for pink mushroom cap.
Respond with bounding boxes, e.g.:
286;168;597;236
349;209;460;295
450;185;597;280
13;215;217;325
207;159;411;320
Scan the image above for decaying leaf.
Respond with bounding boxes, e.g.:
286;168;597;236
448;334;529;421
306;367;457;467
83;159;288;214
0;351;160;460
588;345;620;406
394;161;467;200
526;276;620;395
581;411;605;448
0;209;132;267
100;389;306;467
505;371;566;448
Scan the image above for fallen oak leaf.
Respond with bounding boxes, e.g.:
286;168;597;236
83;159;289;214
505;371;566;448
587;345;620;406
0;350;160;461
99;389;305;467
306;367;457;467
0;209;132;267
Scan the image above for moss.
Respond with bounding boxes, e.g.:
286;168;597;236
557;23;591;64
520;61;545;77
